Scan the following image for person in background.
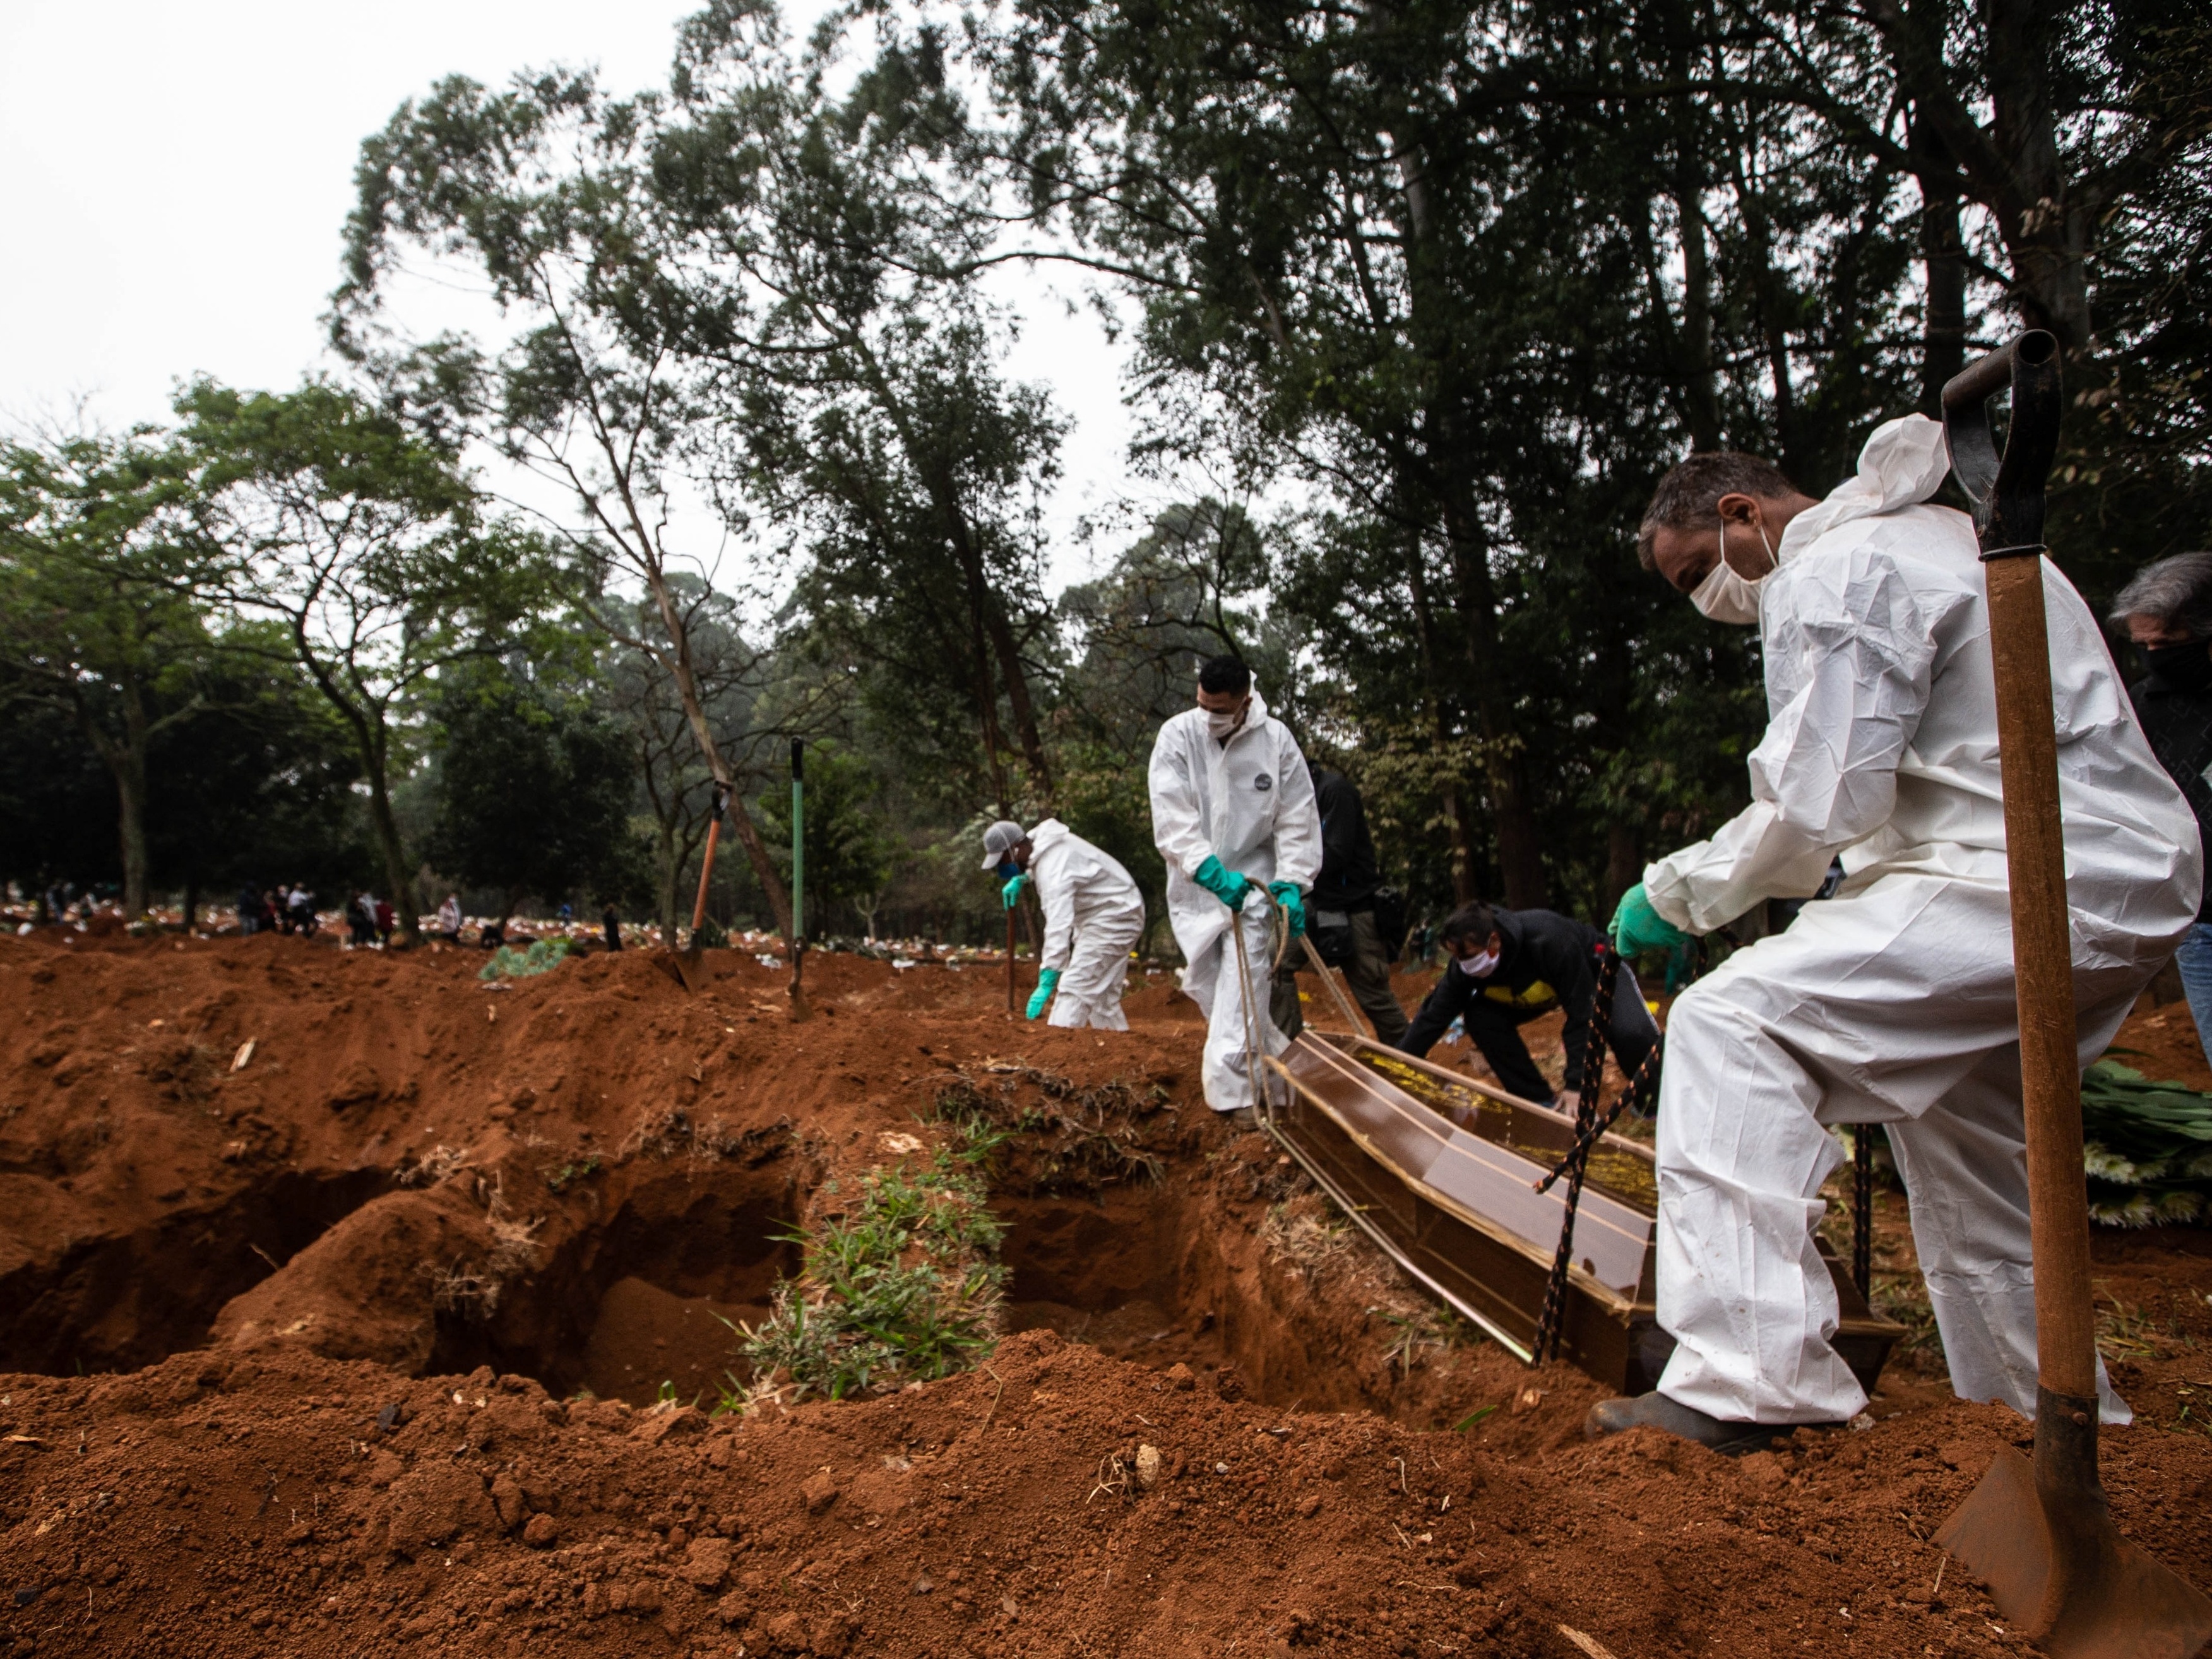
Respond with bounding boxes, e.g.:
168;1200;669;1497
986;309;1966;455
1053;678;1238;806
372;896;395;948
1288;763;1410;1045
436;892;462;941
2112;551;2212;1058
602;901;623;953
984;817;1145;1029
236;881;263;936
289;884;319;937
1148;655;1324;1117
346;893;376;948
1400;901;1658;1110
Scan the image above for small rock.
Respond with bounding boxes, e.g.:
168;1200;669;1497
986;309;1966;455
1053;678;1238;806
1215;1365;1246;1402
1296;1492;1322;1519
490;1477;526;1531
1510;1386;1544;1415
1135;1444;1162;1490
1165;1363;1196;1392
801;1469;840;1514
522;1513;560;1549
681;1536;732;1590
631;1405;706;1444
625;1580;662;1615
715;1590;749;1626
583;1583;610;1619
912;1571;934;1596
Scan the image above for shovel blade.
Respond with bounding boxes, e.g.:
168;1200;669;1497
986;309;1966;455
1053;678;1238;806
1937;1444;2212;1659
669;946;705;994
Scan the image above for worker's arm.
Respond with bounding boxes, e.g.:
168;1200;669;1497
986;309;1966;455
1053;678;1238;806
1645;545;1968;934
1036;856;1077;974
1270;737;1324;891
1399;970;1472;1057
1147;725;1218;879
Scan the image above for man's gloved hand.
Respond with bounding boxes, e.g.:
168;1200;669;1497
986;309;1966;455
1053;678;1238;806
1001;873;1029;910
1194;855;1252;910
1267;881;1306;937
1610;883;1689;959
1026;966;1061;1020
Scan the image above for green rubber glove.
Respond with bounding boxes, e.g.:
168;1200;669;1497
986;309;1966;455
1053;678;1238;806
1610;883;1689;959
1026;966;1060;1020
1001;873;1029;909
1268;880;1306;936
1193;855;1252;910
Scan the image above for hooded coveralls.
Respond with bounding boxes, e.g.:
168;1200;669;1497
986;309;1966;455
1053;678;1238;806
1643;415;2202;1426
1149;689;1324;1112
1028;818;1145;1031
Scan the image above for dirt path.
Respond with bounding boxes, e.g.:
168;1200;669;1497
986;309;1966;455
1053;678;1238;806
3;934;2209;1657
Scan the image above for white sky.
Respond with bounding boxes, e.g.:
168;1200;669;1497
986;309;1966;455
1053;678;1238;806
0;0;1139;594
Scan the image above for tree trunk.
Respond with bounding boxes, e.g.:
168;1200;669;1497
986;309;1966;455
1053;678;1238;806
72;685;153;919
362;747;420;946
984;600;1054;804
1912;116;1969;416
1605;824;1643;918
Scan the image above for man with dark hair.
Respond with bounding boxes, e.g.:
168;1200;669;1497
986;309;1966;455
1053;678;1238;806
1149;654;1323;1116
2113;552;2212;1057
1290;764;1410;1045
1400;901;1656;1108
1591;414;2199;1456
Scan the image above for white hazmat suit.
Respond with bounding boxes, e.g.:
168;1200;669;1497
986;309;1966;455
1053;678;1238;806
1149;689;1324;1111
1028;818;1145;1030
1644;415;2202;1426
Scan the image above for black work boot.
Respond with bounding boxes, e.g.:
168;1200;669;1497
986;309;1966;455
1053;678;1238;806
1583;1392;1841;1457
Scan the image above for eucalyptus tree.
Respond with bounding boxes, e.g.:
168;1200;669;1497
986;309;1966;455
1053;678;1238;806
333;69;799;942
0;427;227;917
179;379;561;941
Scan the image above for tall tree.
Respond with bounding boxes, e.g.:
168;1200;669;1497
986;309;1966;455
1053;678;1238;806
0;429;227;916
180;379;561;941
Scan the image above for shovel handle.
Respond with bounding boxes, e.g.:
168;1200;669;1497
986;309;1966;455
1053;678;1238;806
691;804;725;936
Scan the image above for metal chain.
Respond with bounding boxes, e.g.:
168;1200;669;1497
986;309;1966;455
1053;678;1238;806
1530;946;1621;1365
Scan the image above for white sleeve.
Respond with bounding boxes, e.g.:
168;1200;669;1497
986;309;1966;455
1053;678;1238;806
1645;546;1959;933
1148;724;1216;879
1038;859;1077;973
1270;734;1324;889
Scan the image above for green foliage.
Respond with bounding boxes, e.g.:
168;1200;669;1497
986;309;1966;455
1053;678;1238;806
544;1155;601;1194
428;658;646;919
739;1153;1007;1403
2081;1060;2212;1227
479;937;573;980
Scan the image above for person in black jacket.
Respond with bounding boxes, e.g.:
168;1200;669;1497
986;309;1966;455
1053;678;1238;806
1277;764;1410;1044
2113;551;2212;1055
1400;901;1659;1110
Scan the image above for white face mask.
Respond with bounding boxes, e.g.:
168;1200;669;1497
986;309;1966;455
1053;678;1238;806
1457;946;1500;978
1204;701;1250;740
1689;520;1775;626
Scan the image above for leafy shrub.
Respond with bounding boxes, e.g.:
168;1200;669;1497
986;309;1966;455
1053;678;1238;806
478;937;572;980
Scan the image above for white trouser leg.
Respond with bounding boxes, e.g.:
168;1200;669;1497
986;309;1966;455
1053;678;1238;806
1653;872;2154;1425
1653;985;1867;1424
1887;1016;2134;1425
1182;905;1283;1112
1049;901;1142;1031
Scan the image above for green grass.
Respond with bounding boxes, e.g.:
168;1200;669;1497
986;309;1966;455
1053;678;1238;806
479;938;573;980
734;1150;1007;1404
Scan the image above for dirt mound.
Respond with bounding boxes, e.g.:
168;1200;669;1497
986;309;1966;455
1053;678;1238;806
4;934;2212;1656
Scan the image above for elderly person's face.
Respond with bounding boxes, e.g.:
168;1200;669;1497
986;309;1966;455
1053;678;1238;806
2126;613;2199;648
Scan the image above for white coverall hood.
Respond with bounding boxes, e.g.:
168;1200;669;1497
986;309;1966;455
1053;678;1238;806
1148;688;1324;1110
1639;412;2201;1429
1025;818;1145;1031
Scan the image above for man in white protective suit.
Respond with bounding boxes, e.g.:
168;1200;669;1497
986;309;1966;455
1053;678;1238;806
1148;656;1324;1117
981;818;1146;1030
1586;414;2201;1455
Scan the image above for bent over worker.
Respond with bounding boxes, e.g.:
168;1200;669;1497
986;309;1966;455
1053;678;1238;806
1400;901;1657;1110
1593;415;2201;1455
983;818;1145;1030
1149;657;1323;1115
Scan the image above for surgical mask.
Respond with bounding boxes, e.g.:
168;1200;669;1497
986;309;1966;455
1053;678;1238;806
1689;521;1774;626
1205;703;1250;740
1456;946;1500;978
994;859;1020;879
2145;640;2212;693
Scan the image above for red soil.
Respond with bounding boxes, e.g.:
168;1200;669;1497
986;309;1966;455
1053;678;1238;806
3;933;2210;1658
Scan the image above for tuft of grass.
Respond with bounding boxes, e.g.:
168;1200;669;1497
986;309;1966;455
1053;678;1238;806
544;1155;600;1194
479;938;573;980
1371;1303;1472;1376
738;1151;1007;1403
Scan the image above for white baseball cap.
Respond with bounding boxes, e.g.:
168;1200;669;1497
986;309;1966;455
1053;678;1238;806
979;820;1027;869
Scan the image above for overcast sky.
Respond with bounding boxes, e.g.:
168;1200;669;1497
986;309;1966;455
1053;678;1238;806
0;0;1139;593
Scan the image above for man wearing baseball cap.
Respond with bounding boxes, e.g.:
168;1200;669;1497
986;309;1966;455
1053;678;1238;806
984;817;1146;1028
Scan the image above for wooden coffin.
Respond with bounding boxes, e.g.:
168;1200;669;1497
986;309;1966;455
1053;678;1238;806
1268;1032;1906;1394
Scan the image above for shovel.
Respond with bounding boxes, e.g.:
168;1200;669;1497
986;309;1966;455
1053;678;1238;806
669;783;728;994
1930;329;2212;1659
788;740;811;1022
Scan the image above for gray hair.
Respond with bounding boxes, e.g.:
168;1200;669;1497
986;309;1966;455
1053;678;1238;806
1636;452;1801;571
2111;552;2212;639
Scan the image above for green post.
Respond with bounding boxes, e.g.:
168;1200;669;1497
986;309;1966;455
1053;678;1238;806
790;739;805;951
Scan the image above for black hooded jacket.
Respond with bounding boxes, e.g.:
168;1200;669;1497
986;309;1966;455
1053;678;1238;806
2130;668;2212;921
1401;907;1610;1091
